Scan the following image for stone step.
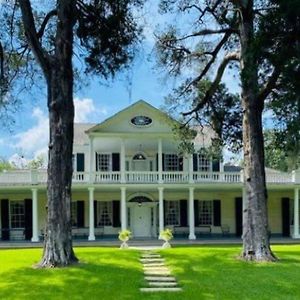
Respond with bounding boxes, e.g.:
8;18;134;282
145;276;176;282
148;282;178;287
140;258;165;263
140;287;182;292
141;254;161;258
142;263;165;267
143;267;170;272
144;270;171;276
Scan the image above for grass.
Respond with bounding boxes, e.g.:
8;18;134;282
0;245;300;299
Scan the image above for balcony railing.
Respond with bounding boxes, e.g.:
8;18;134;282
0;169;298;186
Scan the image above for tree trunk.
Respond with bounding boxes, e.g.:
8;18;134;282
239;1;277;262
38;0;78;267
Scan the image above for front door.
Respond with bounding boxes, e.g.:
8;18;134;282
132;205;151;237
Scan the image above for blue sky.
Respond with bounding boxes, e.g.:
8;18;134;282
1;1;273;166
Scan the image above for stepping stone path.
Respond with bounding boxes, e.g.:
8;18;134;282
140;251;182;292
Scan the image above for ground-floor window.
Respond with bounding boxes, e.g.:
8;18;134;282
10;201;25;229
97;201;112;226
198;200;213;225
165;201;180;225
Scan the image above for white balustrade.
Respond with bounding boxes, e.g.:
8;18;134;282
126;171;159;183
0;169;296;185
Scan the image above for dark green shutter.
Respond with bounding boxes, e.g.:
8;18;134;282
77;201;84;227
235;197;243;237
156;153;158;171
112;201;121;227
112;153;120;171
162;154;165;171
213;200;221;226
180;200;188;226
282;198;290;237
193;154;198;171
94;201;98;227
77;153;85;172
1;199;9;240
194;200;199;226
95;153;99;171
24;199;32;240
179;157;183;171
212;160;220;172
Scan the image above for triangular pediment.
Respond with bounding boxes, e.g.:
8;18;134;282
86;100;179;135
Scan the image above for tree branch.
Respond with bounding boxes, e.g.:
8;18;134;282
37;9;57;39
183;51;240;116
0;42;4;80
19;0;51;77
258;67;281;103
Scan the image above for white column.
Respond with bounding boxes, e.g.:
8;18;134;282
153;205;158;237
88;187;95;241
120;139;126;183
158;138;163;183
89;136;94;183
121;187;127;230
293;188;299;238
31;188;39;242
188;187;196;240
158;187;164;238
189;154;194;184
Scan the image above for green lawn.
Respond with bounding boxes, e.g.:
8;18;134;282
0;245;300;300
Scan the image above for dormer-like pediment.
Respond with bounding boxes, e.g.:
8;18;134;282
86;100;179;136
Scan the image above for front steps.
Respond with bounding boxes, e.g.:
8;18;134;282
140;251;182;292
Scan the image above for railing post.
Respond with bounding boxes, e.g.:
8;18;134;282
120;139;126;183
189;154;194;184
240;170;244;183
30;169;38;184
158;138;163;183
89;136;94;183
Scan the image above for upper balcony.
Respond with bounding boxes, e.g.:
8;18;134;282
0;169;298;186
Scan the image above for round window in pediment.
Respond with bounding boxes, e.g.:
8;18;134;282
131;115;152;126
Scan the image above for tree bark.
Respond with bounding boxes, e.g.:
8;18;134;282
38;0;78;267
239;1;277;261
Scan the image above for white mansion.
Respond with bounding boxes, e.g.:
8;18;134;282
0;100;300;242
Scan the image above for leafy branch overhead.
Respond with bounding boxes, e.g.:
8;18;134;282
155;0;300;150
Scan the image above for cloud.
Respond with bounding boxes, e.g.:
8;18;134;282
74;97;96;122
10;97;104;161
14;107;49;156
9;153;29;169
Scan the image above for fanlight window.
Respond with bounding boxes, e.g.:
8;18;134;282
131;116;152;126
133;153;146;160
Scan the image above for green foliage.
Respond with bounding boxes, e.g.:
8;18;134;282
0;158;14;172
1;246;300;299
264;130;300;172
26;155;45;169
160;228;173;241
118;229;132;242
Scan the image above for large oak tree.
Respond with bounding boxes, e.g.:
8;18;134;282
0;0;142;267
156;0;299;261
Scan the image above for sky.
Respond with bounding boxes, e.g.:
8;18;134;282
0;2;273;167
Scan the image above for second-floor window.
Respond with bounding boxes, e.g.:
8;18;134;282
197;154;211;172
164;154;179;171
96;153;111;171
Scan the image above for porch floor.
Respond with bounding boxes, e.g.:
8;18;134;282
0;237;299;249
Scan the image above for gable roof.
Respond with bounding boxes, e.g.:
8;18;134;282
85;99;179;134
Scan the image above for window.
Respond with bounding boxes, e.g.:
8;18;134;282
165;154;179;171
198;201;213;225
165;201;180;226
198;154;211;171
10;201;25;229
97;202;112;226
71;202;77;227
97;153;111;171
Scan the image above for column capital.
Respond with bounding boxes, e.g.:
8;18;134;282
120;186;127;192
158;186;164;192
31;187;38;192
189;186;195;192
88;187;95;192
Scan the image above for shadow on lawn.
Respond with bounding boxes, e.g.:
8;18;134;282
1;250;144;300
